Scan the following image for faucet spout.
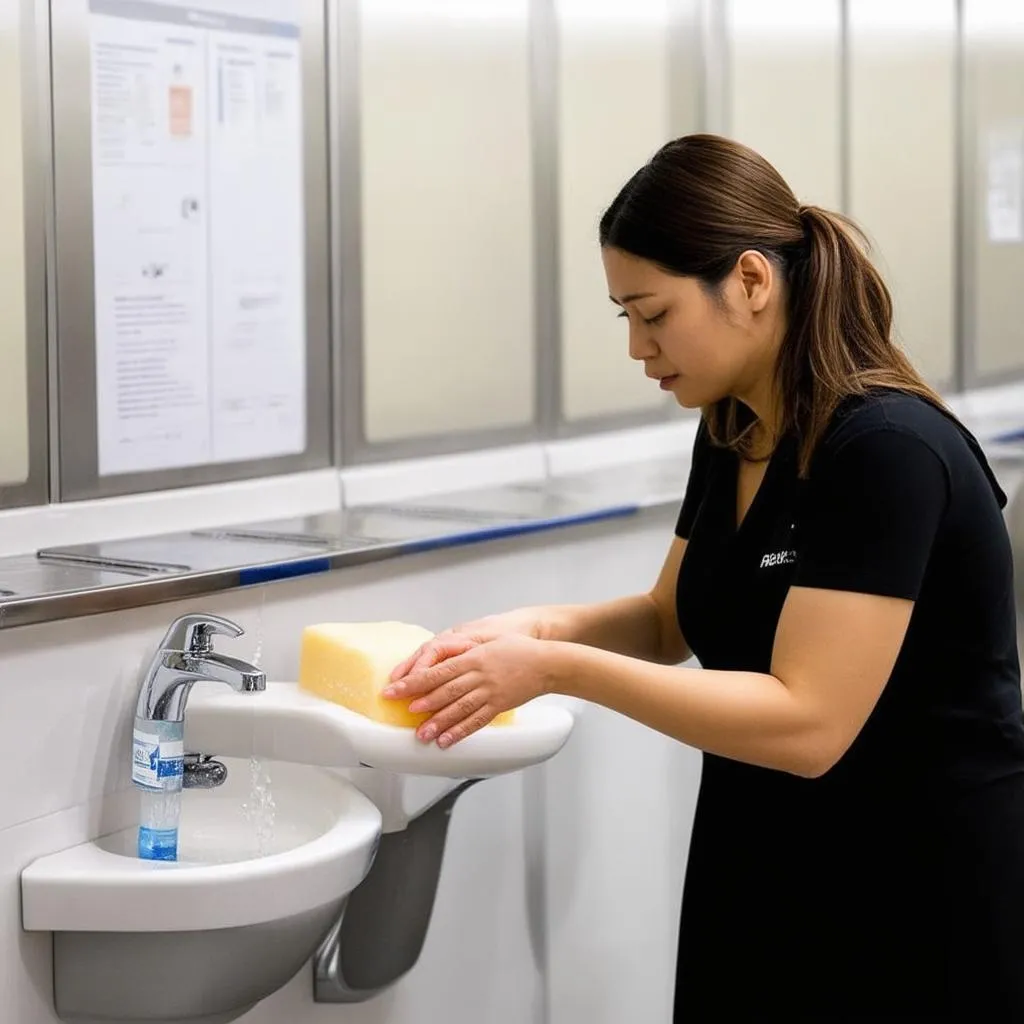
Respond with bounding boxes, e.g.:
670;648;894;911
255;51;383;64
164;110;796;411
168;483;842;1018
186;653;266;693
135;614;267;724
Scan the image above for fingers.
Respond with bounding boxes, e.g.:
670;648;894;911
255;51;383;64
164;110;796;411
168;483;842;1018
406;667;486;713
389;633;478;683
389;640;443;681
383;648;477;699
417;698;497;749
383;632;502;750
389;645;427;682
438;708;495;747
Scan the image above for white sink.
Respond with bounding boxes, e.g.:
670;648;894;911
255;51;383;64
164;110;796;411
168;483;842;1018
21;758;382;1024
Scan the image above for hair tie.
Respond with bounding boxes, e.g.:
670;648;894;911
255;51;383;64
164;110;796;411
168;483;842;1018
796;204;815;247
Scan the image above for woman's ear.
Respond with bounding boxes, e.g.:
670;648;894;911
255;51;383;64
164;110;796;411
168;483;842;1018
735;250;774;314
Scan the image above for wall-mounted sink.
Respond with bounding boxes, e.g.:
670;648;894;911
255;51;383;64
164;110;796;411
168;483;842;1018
21;606;579;1018
22;758;382;1024
183;680;576;784
178;680;577;1003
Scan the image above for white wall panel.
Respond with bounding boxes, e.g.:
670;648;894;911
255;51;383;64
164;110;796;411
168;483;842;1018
360;0;536;442
0;2;31;485
726;0;843;208
848;0;957;385
557;0;674;422
965;1;1024;380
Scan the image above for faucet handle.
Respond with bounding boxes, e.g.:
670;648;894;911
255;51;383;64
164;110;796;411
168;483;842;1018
160;613;244;656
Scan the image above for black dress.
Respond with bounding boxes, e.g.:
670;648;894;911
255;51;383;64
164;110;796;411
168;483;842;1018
673;391;1024;1022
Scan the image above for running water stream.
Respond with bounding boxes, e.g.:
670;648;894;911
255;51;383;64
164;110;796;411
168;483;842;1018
240;589;276;856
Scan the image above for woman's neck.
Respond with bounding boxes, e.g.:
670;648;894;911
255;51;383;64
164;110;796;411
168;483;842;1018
735;380;783;460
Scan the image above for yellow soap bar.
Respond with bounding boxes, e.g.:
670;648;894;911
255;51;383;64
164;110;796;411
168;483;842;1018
298;621;515;729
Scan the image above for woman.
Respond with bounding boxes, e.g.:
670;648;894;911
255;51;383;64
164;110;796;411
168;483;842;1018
384;135;1024;1020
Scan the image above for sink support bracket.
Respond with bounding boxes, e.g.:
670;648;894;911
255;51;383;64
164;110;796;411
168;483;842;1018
313;778;480;1003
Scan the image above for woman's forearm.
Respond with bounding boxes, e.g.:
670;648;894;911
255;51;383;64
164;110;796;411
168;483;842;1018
549;641;831;777
539;595;684;665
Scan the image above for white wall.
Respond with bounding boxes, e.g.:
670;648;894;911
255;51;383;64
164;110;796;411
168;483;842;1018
0;508;699;1024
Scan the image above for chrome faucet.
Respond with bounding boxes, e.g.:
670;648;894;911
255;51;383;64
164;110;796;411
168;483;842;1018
136;613;266;723
135;614;266;791
183;753;228;789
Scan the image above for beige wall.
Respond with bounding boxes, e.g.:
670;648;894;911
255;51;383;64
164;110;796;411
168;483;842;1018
359;1;536;443
726;0;843;209
848;0;958;386
0;2;31;486
556;1;674;423
966;1;1024;380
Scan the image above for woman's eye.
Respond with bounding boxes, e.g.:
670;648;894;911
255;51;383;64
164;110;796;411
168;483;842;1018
616;310;666;325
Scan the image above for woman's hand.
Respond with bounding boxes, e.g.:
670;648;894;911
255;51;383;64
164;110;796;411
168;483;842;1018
388;607;553;685
382;634;561;749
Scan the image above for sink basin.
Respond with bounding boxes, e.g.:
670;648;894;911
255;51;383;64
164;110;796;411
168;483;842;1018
21;758;382;1024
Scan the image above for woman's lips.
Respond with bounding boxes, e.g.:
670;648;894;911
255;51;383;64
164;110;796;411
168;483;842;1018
659;375;679;390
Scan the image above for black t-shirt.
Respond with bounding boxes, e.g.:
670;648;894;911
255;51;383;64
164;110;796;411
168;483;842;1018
675;389;1024;792
671;390;1024;1019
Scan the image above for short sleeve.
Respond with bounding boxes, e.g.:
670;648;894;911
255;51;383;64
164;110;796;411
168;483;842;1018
676;418;714;540
792;428;950;600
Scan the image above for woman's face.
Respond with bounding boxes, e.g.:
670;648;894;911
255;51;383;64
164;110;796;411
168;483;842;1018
601;246;782;411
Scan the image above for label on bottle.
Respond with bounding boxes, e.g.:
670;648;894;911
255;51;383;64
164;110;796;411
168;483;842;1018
132;730;184;788
158;739;184;781
132;730;160;788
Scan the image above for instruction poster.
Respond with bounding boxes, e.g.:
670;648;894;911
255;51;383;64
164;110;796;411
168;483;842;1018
89;0;306;476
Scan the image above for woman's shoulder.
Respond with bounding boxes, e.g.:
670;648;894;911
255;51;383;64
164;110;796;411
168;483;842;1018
815;389;1007;507
819;389;959;455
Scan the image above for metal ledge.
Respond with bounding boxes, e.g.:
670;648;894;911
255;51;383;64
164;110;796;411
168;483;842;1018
0;432;1020;632
0;463;691;630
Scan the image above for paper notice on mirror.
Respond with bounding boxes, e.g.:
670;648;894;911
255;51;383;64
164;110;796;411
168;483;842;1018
986;126;1024;245
89;0;306;478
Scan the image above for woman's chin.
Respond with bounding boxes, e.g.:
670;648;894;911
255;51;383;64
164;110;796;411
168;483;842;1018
671;386;705;410
672;379;728;410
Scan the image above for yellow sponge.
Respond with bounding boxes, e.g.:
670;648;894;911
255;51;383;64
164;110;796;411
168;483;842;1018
298;621;515;728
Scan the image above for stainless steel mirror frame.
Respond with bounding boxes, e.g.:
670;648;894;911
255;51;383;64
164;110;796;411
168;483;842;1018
333;0;686;466
332;0;545;466
541;0;684;441
22;0;1024;500
1;0;52;509
50;0;334;501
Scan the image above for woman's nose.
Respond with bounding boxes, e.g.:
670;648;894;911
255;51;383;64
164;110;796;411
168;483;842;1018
628;325;659;362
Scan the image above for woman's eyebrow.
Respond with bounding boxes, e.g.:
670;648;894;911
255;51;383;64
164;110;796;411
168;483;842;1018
609;291;656;305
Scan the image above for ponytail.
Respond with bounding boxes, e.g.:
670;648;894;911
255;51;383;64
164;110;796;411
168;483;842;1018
779;205;945;475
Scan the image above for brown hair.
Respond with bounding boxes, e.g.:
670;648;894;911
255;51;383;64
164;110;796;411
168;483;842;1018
598;134;945;475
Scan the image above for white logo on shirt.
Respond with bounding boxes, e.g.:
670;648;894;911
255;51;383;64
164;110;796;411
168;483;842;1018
760;550;796;569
